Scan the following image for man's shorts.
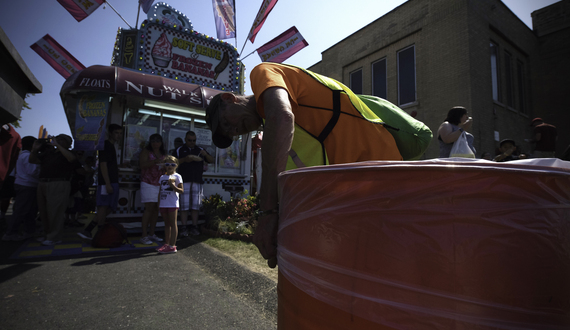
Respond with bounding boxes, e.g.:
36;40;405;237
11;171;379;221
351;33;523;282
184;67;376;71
140;181;160;204
179;182;203;211
96;183;120;210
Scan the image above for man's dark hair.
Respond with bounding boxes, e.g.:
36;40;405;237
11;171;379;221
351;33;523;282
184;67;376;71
108;124;122;133
205;94;234;149
185;131;196;138
205;94;224;131
21;136;37;151
444;106;467;125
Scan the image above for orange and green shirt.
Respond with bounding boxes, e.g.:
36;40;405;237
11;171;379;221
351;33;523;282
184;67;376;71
250;63;402;169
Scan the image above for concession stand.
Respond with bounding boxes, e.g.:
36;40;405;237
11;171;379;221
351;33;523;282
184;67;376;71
60;3;251;219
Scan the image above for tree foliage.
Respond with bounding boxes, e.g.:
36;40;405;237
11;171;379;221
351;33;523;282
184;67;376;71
11;94;33;128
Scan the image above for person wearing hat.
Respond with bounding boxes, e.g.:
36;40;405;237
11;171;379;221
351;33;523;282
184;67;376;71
493;139;519;162
526;118;557;158
29;134;79;246
205;62;402;266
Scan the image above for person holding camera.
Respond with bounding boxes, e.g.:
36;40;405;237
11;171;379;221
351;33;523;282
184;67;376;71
29;134;79;246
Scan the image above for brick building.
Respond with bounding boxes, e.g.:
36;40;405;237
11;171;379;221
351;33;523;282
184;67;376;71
308;0;569;159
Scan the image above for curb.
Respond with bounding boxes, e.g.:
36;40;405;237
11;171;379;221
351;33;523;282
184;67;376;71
177;238;278;325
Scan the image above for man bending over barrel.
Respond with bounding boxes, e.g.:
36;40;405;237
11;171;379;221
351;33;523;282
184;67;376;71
205;63;402;267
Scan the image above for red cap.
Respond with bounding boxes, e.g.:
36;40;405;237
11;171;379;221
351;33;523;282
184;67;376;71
530;118;543;126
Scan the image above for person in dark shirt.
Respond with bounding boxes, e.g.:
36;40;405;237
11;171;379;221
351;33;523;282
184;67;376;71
493;139;520;162
527;118;557;158
172;131;213;236
78;124;123;239
29;134;78;246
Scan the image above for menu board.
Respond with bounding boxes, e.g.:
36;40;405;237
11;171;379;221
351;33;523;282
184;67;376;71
124;125;157;166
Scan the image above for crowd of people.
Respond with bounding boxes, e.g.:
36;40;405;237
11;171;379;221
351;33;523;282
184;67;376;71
0;117;215;255
0;123;213;254
0;125;90;245
436;108;558;162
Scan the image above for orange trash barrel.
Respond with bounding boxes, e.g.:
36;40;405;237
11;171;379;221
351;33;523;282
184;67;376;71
277;159;570;329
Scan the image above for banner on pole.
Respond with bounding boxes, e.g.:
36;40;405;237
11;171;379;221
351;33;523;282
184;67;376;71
30;34;86;79
212;0;236;40
57;0;105;22
257;26;308;63
247;0;278;43
74;93;109;151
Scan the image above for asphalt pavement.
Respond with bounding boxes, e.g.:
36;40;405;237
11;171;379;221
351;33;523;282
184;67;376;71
0;215;278;330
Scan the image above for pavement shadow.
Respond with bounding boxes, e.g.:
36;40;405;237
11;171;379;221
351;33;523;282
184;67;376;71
70;249;157;266
0;263;42;284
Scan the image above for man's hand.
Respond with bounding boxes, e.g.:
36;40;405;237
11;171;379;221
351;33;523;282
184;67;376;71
253;213;279;264
106;183;114;194
185;154;202;162
50;136;61;148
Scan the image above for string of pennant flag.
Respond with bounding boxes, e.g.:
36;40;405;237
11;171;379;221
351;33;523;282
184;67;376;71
35;0;307;82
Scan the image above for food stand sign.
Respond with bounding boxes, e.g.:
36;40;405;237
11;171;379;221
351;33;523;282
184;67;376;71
195;127;212;146
116;2;242;93
74;92;108;150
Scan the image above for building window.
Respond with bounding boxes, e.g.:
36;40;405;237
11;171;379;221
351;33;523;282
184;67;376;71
397;45;416;106
372;58;387;99
490;42;501;102
517;60;527;114
350;69;363;94
504;51;514;108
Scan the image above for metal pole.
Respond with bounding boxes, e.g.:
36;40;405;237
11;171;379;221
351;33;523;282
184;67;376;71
240;48;258;61
135;3;141;29
105;0;133;29
234;0;237;49
239;39;247;57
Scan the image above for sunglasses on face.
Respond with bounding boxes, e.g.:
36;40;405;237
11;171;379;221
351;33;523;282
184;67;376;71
150;139;162;143
186;139;196;142
164;163;177;167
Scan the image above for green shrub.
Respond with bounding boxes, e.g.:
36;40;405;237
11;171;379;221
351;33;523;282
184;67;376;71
201;191;259;233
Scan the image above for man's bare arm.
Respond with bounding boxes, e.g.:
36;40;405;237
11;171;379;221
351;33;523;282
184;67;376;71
254;87;294;261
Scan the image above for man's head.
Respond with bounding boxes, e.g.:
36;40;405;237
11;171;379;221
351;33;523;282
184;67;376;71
185;131;196;148
206;94;233;149
174;137;184;149
499;139;516;153
530;118;543;127
108;124;123;143
56;134;73;149
206;93;262;148
21;136;37;151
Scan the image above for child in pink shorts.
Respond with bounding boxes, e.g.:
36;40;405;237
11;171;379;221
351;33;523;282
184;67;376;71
157;155;183;254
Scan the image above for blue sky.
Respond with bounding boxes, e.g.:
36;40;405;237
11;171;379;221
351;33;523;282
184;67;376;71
0;0;559;140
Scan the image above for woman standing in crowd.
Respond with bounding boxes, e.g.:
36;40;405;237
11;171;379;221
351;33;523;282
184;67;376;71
437;106;475;158
139;134;166;245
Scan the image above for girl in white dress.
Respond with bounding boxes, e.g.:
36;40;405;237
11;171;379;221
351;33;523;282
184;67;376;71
157;155;183;254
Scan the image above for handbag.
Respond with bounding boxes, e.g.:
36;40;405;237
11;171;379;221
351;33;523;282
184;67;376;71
449;131;475;158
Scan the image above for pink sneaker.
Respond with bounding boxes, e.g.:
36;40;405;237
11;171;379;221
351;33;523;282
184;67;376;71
159;245;177;254
156;244;168;252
